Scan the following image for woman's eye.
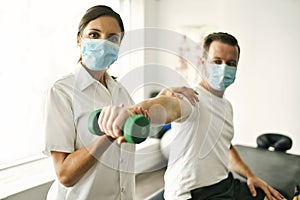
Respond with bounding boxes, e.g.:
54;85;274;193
89;32;99;39
108;35;119;43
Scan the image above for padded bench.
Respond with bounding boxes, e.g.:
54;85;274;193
233;144;300;200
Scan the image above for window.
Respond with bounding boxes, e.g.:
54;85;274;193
0;0;123;168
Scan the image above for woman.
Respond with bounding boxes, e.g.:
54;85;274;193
43;5;198;199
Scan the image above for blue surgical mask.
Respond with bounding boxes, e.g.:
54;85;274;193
205;63;237;91
82;39;119;71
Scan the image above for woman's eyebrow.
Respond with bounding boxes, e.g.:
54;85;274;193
89;28;101;32
88;28;120;36
108;33;120;36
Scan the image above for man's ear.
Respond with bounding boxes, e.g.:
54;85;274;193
200;57;205;66
200;58;207;71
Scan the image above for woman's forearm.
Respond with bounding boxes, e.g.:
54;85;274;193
51;135;114;187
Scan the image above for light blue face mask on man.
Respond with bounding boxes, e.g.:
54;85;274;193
205;63;237;91
82;39;119;71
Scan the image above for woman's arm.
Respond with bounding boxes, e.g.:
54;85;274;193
51;135;114;187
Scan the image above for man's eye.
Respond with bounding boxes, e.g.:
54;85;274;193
227;62;237;67
213;60;222;64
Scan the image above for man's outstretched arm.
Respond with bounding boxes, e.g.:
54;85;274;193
97;95;192;142
133;95;192;125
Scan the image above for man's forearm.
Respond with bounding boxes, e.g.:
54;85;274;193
228;145;255;179
130;96;191;125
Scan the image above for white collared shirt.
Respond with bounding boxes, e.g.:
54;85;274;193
43;64;135;200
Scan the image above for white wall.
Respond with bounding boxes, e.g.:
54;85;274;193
143;0;300;154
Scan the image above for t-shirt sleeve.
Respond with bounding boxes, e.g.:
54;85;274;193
42;85;76;156
173;96;194;123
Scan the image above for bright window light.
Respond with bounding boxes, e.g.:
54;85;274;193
0;0;121;168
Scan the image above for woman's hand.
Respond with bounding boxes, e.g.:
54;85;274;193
158;86;199;106
98;104;130;144
98;104;149;144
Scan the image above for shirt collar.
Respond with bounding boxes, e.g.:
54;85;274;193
74;63;119;92
74;63;98;91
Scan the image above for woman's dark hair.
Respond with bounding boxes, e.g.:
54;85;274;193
202;32;240;61
77;5;124;39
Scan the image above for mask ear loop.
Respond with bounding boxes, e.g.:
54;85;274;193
77;36;89;68
201;57;215;79
77;36;84;63
202;57;212;77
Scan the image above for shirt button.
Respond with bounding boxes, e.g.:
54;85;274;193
121;187;125;192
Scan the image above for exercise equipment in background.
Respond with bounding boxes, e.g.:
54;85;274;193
256;133;293;152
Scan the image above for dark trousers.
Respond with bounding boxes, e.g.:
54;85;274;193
190;172;265;200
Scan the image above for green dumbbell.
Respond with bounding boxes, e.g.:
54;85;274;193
88;109;150;144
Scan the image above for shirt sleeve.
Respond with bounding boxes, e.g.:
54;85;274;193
43;84;76;156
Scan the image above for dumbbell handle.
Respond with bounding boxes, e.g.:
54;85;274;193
88;109;150;144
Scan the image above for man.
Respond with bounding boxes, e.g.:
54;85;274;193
98;32;285;200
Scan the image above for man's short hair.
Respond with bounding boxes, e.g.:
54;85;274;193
202;32;240;61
